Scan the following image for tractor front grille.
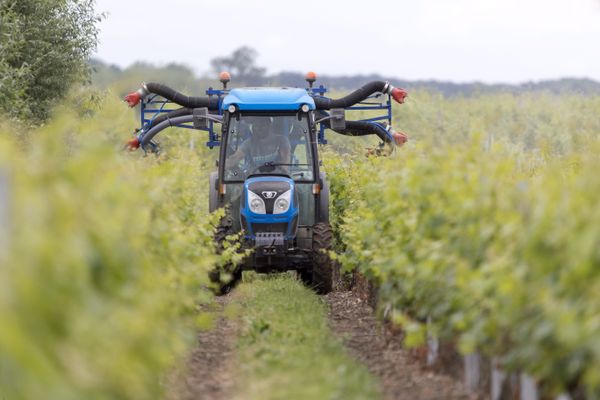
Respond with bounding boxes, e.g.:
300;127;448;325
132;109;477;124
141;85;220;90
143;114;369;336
251;222;287;235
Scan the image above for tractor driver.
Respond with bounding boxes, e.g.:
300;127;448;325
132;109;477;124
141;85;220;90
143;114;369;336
226;117;292;176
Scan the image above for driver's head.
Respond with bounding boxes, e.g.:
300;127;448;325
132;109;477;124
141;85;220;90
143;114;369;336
251;118;272;140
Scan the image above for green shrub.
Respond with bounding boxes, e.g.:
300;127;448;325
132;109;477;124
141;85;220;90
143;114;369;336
0;96;229;399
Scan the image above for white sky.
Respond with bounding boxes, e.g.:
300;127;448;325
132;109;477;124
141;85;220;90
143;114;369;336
94;0;600;84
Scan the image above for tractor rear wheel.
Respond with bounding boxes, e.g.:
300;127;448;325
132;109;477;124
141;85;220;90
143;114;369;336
311;222;338;294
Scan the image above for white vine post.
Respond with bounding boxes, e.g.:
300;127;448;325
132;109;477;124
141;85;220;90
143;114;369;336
520;373;539;400
491;358;506;400
426;316;439;366
464;352;482;392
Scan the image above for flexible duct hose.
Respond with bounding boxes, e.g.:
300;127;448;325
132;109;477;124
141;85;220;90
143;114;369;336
145;83;218;109
313;81;406;110
125;83;221;109
141;108;393;145
315;110;392;143
145;107;193;130
139;115;195;147
140;112;392;150
332;120;392;143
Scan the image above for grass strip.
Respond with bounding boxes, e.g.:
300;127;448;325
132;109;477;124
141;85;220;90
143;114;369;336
229;274;380;400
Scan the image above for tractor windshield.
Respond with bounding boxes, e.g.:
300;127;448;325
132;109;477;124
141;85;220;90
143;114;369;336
224;114;315;182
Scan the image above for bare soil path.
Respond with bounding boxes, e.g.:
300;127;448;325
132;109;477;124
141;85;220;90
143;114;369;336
167;295;236;400
325;289;477;400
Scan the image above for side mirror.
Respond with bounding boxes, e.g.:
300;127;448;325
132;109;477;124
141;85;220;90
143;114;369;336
330;108;346;131
193;107;209;130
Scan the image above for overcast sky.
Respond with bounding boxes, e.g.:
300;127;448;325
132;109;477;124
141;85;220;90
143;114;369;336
94;0;600;84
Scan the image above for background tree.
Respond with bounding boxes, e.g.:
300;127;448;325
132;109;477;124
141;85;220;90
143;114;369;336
210;46;267;86
0;0;101;123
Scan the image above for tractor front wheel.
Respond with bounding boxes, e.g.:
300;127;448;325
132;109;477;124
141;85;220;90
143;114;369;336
311;222;338;294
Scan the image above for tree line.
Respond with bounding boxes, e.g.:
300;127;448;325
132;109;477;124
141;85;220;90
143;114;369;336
0;0;100;123
92;50;600;98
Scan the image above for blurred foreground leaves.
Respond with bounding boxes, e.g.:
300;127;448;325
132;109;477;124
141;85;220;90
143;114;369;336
0;95;228;399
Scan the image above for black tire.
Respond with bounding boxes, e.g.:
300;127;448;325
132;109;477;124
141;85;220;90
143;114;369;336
209;171;218;213
209;267;241;295
311;222;338;294
299;268;313;287
213;210;234;253
318;172;329;223
209;211;241;295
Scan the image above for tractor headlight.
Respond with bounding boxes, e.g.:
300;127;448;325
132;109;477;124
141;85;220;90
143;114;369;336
248;191;266;214
273;190;292;214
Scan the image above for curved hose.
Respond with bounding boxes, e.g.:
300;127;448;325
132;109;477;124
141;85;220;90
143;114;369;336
145;104;226;131
145;107;193;130
316;110;392;143
333;120;392;143
145;83;220;109
313;81;407;110
139;115;195;147
125;83;221;109
141;113;392;149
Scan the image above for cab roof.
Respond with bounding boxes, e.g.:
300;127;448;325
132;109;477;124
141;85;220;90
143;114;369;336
221;87;316;111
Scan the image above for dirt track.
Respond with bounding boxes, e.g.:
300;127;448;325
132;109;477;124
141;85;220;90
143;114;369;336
325;289;476;400
167;295;236;400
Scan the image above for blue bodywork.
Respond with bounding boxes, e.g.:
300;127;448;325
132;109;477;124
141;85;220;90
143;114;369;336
222;88;316;112
241;176;298;239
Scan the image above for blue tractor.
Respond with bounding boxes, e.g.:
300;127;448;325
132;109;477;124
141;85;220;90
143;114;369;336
124;72;407;293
